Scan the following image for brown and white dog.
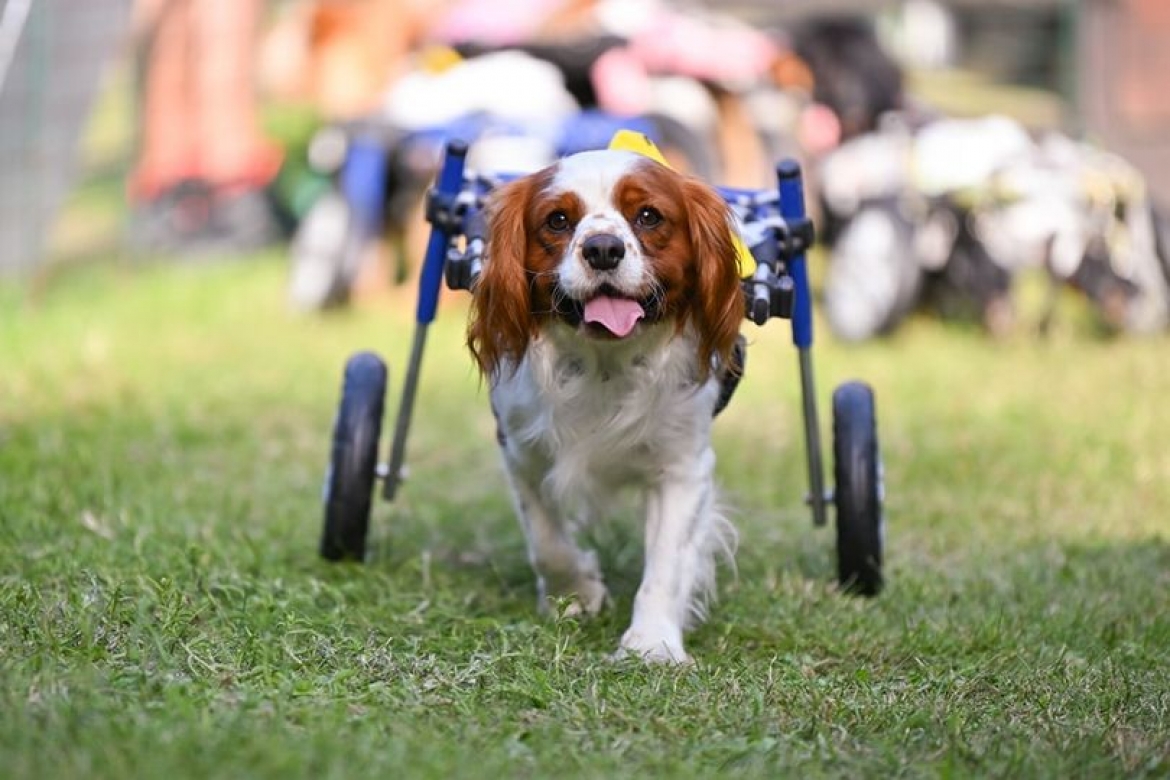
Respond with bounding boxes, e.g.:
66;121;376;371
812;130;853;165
468;149;745;663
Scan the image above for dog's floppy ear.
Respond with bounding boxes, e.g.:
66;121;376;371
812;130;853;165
468;175;538;378
683;177;745;378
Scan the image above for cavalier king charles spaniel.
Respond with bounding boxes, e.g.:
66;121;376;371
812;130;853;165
468;149;745;663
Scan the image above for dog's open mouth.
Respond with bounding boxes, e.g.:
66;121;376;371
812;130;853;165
582;292;646;338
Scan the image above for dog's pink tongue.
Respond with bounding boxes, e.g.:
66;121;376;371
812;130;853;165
583;295;645;337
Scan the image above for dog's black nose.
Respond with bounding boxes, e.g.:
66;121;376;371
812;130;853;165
581;233;625;271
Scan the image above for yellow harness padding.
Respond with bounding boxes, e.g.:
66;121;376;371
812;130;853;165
608;130;756;278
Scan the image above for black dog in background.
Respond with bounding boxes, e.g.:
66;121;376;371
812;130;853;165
793;18;905;143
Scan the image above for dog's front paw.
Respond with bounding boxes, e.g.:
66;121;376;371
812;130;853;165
538;576;610;619
616;629;692;665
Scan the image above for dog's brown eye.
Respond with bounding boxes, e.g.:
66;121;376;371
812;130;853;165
635;207;663;228
545;210;571;232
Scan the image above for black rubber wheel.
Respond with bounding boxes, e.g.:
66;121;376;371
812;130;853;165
320;351;388;561
832;381;884;596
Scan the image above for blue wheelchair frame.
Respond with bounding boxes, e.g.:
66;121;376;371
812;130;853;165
321;138;884;595
383;140;829;528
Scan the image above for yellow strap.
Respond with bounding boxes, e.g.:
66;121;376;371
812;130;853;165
418;45;463;74
608;129;671;166
608;130;756;277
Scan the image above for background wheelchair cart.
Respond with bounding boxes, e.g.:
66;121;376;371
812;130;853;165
316;139;886;598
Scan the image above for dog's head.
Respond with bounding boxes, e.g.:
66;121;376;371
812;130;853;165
468;149;744;378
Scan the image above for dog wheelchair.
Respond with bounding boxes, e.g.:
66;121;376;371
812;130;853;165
317;139;885;597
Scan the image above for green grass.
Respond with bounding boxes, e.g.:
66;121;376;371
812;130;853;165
2;255;1168;778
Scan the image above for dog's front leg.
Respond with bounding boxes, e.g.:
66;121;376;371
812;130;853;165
619;448;719;664
502;460;609;617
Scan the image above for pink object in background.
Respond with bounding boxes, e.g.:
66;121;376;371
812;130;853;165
590;47;652;115
431;0;568;46
799;103;843;156
627;12;778;87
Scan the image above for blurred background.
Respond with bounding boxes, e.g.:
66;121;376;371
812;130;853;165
2;0;1168;340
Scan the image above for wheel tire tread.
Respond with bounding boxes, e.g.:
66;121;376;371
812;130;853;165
320;352;387;561
832;381;883;596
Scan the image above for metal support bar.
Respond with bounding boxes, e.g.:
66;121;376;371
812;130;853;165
777;159;827;527
383;325;428;500
381;140;468;500
799;347;827;527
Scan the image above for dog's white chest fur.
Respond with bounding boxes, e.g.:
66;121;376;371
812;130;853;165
492;322;718;500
